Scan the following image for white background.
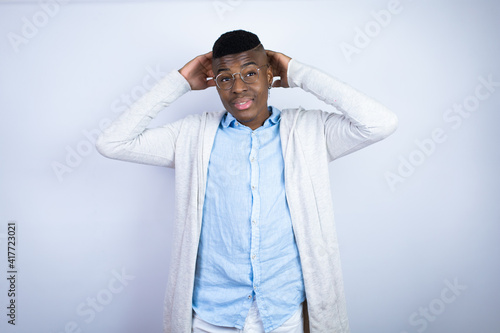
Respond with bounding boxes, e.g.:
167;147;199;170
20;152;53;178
1;0;499;332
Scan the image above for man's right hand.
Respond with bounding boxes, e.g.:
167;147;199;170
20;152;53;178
179;51;216;90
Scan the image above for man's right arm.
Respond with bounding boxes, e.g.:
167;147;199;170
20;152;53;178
95;70;191;168
96;52;215;168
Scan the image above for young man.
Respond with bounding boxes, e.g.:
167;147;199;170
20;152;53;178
96;30;397;333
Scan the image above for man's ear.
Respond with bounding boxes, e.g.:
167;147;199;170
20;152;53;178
267;65;273;87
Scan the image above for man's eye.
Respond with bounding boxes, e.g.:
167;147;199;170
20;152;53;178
245;71;257;77
219;76;232;82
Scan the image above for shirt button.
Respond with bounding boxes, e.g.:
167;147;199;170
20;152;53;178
248;295;252;299
251;185;255;190
252;220;256;225
251;157;255;162
252;254;256;259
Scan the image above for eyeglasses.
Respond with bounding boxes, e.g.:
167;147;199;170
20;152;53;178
215;64;268;90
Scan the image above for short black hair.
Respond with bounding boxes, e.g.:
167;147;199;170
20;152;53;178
212;30;262;59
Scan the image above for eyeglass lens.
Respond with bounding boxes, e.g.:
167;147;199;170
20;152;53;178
216;65;261;90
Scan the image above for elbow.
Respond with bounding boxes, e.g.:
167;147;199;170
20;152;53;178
383;111;398;137
95;133;116;159
368;110;398;142
95;133;138;162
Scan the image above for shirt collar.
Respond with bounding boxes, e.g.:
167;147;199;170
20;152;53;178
221;106;281;129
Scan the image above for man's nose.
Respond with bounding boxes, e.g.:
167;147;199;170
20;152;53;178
231;73;248;92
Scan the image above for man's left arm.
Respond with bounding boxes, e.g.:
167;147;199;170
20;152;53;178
268;50;398;161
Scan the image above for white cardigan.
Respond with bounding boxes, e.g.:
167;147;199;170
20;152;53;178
96;59;398;332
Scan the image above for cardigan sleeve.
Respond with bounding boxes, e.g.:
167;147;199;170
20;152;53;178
287;59;398;161
95;70;191;168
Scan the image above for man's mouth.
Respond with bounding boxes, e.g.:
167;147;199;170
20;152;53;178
233;98;253;111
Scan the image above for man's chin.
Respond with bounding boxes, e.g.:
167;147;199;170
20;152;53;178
228;107;254;119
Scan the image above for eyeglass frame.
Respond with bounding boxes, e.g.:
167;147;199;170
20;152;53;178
214;64;269;90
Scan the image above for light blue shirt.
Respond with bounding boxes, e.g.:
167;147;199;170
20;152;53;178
192;106;305;332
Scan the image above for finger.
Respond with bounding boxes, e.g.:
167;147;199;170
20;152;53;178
270;64;282;77
273;66;281;77
272;79;282;88
201;51;213;64
207;66;215;78
266;49;276;64
206;79;216;87
200;59;214;77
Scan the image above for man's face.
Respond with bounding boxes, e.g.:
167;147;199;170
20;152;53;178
212;49;273;130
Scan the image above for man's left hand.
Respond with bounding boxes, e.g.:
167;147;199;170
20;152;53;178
266;50;292;88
